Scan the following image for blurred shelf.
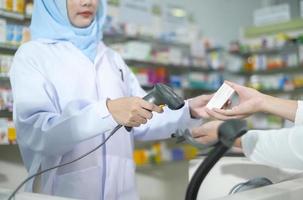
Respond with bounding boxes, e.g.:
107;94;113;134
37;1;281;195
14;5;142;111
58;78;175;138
206;47;224;53
260;87;303;95
25;14;31;20
230;44;298;57
136;159;188;172
0;43;19;54
244;19;303;38
0;9;28;21
126;59;189;70
0;76;10;81
104;33;190;48
236;66;303;76
0;109;12;118
126;59;220;73
0;143;16;146
0;76;11;88
134;138;184;149
183;87;216;93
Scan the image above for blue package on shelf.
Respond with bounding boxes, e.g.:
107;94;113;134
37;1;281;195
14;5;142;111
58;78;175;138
210;74;224;89
6;24;14;43
278;75;289;90
172;148;184;161
14;25;23;44
169;75;182;88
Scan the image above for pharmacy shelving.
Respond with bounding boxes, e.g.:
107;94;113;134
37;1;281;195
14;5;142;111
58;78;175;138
0;9;27;21
0;76;10;84
260;87;303;95
0;43;19;54
230;44;298;57
136;159;188;172
103;33;190;49
0;143;16;146
0;109;12;118
125;59;217;73
236;66;303;76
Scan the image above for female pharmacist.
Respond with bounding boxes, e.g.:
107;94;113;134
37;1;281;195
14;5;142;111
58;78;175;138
192;81;303;170
10;0;214;199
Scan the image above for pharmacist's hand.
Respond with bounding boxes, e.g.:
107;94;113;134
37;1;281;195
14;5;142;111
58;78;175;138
188;94;214;119
107;97;163;127
206;81;265;120
191;121;223;145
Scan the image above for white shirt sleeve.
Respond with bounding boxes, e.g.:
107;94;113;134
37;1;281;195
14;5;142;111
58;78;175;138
11;45;118;156
241;126;303;170
241;100;303;170
295;101;303;125
116;53;202;141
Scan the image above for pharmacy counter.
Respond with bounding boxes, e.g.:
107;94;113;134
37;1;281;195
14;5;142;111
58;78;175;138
189;154;303;200
213;177;303;200
0;188;76;200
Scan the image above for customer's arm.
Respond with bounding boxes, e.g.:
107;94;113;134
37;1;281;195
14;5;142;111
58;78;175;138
206;81;298;122
259;94;298;122
192;121;303;170
241;127;303;170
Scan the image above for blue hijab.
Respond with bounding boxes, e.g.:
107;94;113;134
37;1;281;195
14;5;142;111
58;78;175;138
30;0;107;62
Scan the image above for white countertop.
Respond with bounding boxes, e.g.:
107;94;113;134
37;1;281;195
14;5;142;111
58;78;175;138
214;177;303;200
0;188;77;200
189;156;303;200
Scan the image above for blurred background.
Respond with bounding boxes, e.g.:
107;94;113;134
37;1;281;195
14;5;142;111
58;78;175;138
1;0;303;199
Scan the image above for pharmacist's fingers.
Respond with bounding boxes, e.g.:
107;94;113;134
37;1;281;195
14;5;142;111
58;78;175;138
139;99;163;113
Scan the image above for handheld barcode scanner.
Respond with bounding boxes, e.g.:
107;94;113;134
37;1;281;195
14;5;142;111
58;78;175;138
143;84;185;109
126;83;185;131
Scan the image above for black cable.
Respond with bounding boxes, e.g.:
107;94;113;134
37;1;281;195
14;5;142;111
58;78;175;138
7;124;123;200
185;142;229;200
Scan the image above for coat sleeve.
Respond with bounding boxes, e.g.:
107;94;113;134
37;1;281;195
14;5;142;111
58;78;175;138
10;46;117;156
295;101;303;125
112;52;202;141
241;126;303;170
241;102;303;170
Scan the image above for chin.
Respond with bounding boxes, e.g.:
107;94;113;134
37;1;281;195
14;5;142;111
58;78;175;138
74;21;93;28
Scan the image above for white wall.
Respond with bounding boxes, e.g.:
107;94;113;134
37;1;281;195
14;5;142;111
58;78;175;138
190;0;262;46
153;0;263;46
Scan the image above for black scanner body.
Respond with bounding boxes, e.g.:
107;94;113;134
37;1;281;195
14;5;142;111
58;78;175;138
125;84;185;131
143;84;184;110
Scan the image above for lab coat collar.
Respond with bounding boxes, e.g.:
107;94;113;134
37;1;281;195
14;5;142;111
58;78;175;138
34;39;108;65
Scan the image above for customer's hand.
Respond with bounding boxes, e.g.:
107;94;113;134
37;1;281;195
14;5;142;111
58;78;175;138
206;81;266;120
188;94;214;119
192;120;242;148
191;120;223;145
107;97;163;127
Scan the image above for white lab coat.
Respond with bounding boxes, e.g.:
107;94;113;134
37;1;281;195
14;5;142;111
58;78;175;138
10;40;200;200
242;101;303;170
